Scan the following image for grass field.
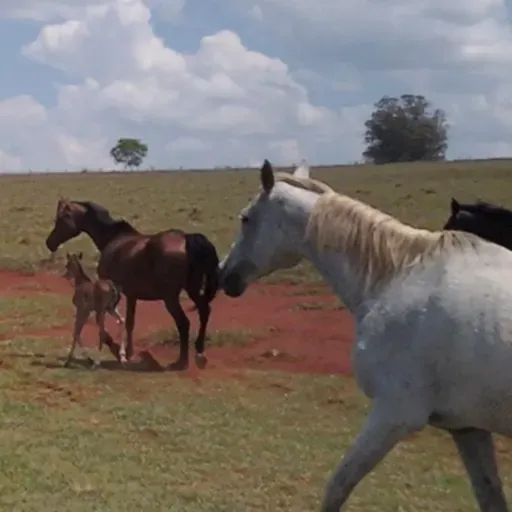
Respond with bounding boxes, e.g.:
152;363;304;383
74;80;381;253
1;158;512;510
4;158;512;282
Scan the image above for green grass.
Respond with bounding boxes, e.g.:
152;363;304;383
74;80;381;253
291;301;344;311
2;335;512;511
0;294;70;337
145;327;268;347
1;160;512;509
3;158;512;284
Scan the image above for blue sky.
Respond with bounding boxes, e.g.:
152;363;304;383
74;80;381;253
1;0;512;171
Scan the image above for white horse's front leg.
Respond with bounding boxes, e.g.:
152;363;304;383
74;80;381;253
321;399;428;511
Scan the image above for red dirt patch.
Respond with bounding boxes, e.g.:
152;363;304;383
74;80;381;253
0;271;354;378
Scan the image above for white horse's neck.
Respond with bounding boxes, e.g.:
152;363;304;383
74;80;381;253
277;184;370;314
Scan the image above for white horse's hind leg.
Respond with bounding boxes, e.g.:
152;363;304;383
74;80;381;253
450;428;509;512
321;400;427;512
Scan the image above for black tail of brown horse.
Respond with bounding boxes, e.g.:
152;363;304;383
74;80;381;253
185;233;220;305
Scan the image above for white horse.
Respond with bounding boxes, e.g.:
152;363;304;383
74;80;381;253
218;159;512;511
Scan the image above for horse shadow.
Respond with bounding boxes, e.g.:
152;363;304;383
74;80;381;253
29;349;169;373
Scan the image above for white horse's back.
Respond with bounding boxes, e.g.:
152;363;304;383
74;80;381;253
354;240;512;436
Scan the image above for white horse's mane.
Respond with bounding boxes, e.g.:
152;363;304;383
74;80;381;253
274;172;482;292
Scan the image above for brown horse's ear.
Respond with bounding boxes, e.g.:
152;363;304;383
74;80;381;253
260;159;274;193
451;197;460;214
66;252;71;259
58;198;70;213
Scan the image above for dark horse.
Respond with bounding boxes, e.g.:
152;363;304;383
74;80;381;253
45;199;220;370
443;197;512;251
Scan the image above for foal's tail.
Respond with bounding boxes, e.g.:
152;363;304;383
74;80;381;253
185;233;220;306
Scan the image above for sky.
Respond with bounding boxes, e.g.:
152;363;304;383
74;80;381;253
1;0;512;171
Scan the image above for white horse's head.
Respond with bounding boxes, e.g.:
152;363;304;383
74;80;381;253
218;159;312;297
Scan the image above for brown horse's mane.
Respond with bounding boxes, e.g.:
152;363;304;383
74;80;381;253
75;201;138;235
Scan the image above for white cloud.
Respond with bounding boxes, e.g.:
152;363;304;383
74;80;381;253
1;0;363;170
2;0;512;169
268;139;301;163
166;137;209;152
249;4;263;20
147;0;184;22
0;0;107;21
0;150;23;172
221;0;512;159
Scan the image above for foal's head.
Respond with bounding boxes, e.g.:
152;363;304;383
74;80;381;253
443;197;512;249
63;251;87;281
46;199;89;253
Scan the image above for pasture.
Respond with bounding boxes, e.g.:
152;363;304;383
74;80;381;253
1;158;512;510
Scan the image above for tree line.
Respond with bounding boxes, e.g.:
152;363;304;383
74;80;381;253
110;93;448;169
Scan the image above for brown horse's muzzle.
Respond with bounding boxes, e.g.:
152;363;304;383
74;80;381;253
45;230;60;253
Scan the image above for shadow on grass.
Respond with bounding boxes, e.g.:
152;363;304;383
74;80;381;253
29;351;171;373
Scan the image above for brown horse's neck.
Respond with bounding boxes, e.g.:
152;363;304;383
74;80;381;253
71;263;92;286
82;220;137;252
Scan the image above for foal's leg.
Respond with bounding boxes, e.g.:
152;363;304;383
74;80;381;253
109;308;125;346
110;306;125;324
164;296;190;370
124;297;137;361
321;399;427;512
186;287;211;370
91;310;108;370
65;308;90;367
105;306;127;364
449;428;509;512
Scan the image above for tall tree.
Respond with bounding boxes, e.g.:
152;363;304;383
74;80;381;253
110;138;148;170
363;94;448;164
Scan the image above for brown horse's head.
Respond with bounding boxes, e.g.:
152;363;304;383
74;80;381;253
63;251;84;280
45;199;87;254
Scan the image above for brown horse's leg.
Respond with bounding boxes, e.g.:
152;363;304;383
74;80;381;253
164;296;190;370
124;296;137;361
186;287;211;370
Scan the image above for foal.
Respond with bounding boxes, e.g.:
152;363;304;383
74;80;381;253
63;252;125;368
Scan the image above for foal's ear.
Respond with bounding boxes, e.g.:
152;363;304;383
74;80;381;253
260;159;275;193
77;251;83;260
293;159;310;179
450;197;460;214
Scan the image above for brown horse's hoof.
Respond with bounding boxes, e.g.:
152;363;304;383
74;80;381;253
166;359;189;371
195;353;208;370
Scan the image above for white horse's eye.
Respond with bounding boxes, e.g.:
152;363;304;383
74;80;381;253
241;215;249;225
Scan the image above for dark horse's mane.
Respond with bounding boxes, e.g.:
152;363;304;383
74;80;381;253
460;200;512;228
75;201;137;234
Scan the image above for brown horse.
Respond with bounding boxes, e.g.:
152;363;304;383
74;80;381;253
45;199;220;370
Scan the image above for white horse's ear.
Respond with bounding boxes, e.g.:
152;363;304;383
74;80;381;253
260;159;275;192
293;159;310;179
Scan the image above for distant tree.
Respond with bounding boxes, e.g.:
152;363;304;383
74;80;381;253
110;138;148;169
363;94;448;165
